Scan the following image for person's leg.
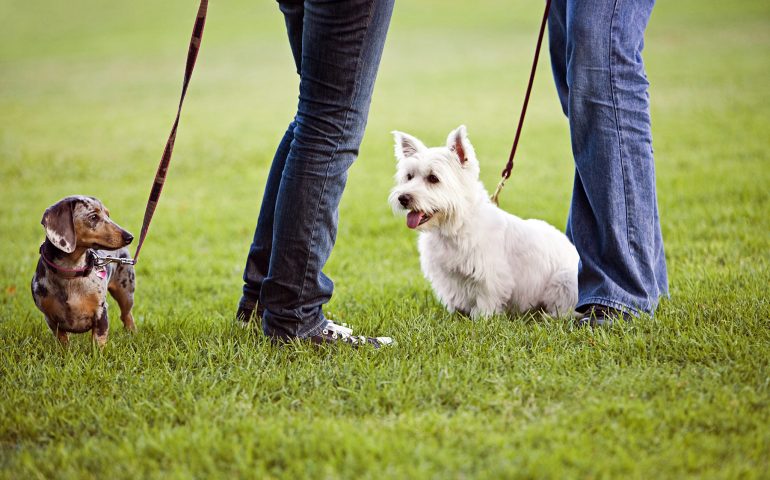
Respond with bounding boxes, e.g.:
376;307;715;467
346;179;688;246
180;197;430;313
260;0;395;339
563;0;668;315
548;0;569;116
238;2;304;321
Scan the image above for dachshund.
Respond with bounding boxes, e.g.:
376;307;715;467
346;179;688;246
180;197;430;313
31;196;136;346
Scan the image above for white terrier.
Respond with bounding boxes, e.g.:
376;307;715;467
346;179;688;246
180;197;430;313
388;125;579;319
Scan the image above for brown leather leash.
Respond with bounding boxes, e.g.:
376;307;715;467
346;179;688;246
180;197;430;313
490;0;552;206
130;0;209;264
126;0;544;262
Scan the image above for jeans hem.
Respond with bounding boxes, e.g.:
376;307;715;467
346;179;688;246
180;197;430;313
262;312;327;340
577;296;644;316
238;295;258;311
300;317;327;338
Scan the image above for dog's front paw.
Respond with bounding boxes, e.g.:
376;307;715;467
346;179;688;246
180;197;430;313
444;302;471;318
469;307;488;320
470;302;502;320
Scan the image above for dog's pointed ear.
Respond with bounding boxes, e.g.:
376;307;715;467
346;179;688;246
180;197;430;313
41;198;77;253
446;125;470;165
393;131;427;160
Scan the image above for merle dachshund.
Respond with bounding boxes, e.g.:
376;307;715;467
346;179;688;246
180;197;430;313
32;196;136;346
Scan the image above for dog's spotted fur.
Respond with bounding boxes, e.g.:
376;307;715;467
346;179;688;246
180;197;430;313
31;196;136;346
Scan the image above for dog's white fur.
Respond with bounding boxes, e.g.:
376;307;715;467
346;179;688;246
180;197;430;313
388;125;579;318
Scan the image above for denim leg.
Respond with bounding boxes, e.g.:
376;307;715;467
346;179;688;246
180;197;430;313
240;123;296;310
548;0;569;117
239;2;305;312
549;0;669;314
260;0;394;338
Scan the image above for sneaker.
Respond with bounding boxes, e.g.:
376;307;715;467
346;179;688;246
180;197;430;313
306;320;394;348
575;304;631;327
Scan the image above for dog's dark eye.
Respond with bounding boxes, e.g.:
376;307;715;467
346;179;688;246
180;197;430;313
89;213;99;222
427;174;440;184
406;173;413;181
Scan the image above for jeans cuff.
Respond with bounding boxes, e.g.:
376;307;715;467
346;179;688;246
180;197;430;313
238;295;258;311
577;296;644;316
262;310;327;340
301;317;327;338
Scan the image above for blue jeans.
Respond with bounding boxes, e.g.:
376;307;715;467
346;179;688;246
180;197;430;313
548;0;668;314
239;0;394;338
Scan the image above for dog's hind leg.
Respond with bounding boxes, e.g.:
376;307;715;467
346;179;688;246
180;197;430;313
108;264;136;332
542;269;578;317
108;286;135;332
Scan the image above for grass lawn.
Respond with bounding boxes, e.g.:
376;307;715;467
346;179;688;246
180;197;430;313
1;0;769;478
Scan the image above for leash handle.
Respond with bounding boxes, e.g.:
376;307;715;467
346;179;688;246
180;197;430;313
492;0;551;205
133;0;209;263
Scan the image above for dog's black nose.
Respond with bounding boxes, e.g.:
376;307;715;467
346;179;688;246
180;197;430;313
398;194;411;208
123;232;134;245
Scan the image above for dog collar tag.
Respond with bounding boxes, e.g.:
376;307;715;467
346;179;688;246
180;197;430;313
95;267;108;280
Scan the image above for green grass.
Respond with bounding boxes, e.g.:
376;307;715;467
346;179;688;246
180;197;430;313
1;0;769;478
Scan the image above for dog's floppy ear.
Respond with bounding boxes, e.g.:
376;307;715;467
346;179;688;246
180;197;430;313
446;125;470;165
41;198;77;253
393;131;427;160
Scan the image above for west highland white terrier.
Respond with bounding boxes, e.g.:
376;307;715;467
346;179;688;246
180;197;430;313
388;125;579;319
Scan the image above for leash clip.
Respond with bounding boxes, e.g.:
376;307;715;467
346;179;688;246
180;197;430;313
490;178;507;206
93;252;137;267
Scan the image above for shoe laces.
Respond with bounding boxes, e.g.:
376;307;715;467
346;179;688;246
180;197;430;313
324;320;353;336
321;320;394;346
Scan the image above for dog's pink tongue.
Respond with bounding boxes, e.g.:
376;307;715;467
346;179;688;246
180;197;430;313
406;211;424;229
